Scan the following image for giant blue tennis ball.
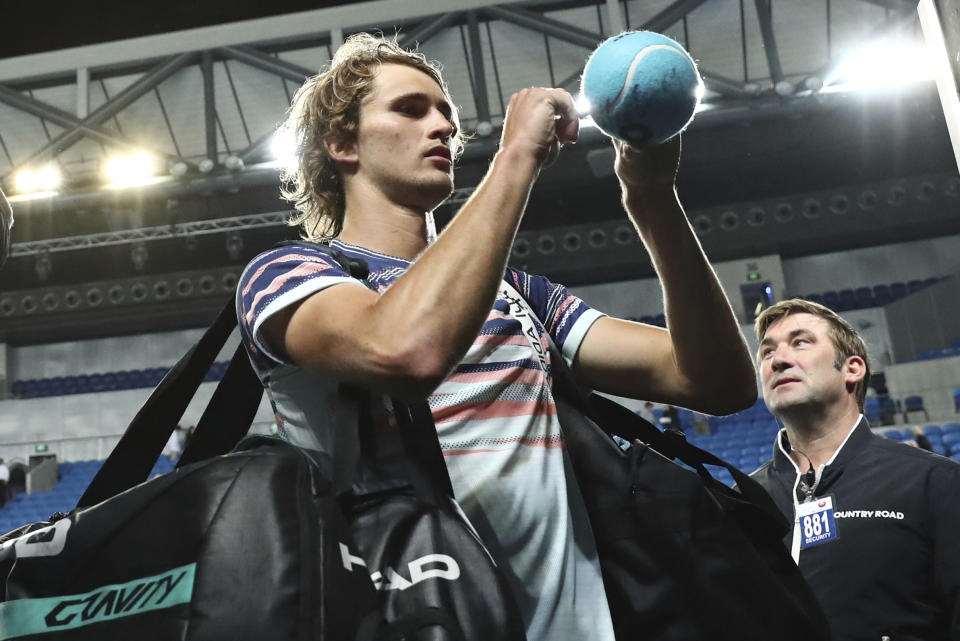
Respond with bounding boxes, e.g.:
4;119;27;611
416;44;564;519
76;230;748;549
581;31;702;145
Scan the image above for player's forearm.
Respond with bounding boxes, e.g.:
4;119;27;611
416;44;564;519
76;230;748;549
625;189;757;413
367;146;540;384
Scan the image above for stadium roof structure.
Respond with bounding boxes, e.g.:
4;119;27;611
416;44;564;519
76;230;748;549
0;0;957;343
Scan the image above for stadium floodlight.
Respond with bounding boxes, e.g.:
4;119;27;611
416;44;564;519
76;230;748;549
14;170;38;193
13;165;60;194
105;152;156;187
824;40;936;93
36;166;61;191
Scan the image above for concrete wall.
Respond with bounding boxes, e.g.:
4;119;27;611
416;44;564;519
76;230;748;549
0;383;276;464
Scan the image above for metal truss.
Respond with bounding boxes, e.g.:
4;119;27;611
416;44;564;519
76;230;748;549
10;211;289;257
0;0;926;188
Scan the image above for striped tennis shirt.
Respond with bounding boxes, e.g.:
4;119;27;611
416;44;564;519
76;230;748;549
236;239;615;641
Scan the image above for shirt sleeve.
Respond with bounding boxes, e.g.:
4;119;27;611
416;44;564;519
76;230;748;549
235;244;364;368
505;267;605;367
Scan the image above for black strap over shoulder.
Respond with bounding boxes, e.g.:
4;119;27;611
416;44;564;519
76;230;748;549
79;241;372;508
548;344;789;533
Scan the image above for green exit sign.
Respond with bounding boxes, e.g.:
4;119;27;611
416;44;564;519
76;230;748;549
35;444;48;453
747;271;761;281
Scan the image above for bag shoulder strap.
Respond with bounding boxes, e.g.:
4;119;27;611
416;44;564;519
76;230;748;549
497;279;789;529
78;241;367;508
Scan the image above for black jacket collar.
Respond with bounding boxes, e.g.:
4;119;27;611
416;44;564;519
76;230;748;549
772;415;870;477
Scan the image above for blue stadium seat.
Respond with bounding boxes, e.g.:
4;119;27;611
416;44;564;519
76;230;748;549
903;395;929;422
872;284;892;306
883;429;904;440
837;289;856;311
889;282;907;300
923;424;943;438
876;396;898;424
102;372;119;391
131;370;153;388
822;291;840;310
943;423;960;435
854;287;874;309
907;279;924;294
942;432;960;449
932;443;948;456
804;293;824;305
924;276;941;288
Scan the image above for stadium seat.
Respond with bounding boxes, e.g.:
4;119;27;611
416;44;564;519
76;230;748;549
902;395;929;422
872;284;892;306
883;430;904;440
822;291;840;310
890;282;907;300
942;432;960;450
943;423;960;435
922;424;943;438
837;289;856;311
804;293;824;305
907;279;924;294
875;396;899;425
854;287;874;309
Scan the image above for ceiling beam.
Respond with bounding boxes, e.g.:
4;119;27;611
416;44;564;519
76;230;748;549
640;0;712;32
398;11;465;48
482;5;602;49
0;84;178;163
218;45;315;83
753;0;784;83
5;52;196;177
466;11;492;124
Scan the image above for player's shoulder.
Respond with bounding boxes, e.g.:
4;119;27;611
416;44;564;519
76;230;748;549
869;432;960;474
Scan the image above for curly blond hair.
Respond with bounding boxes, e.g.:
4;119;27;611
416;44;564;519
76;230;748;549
279;33;464;241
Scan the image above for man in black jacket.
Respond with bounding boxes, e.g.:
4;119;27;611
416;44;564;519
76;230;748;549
751;298;960;641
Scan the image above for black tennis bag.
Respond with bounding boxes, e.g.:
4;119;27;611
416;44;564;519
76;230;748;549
549;347;831;641
0;245;527;641
0;441;381;641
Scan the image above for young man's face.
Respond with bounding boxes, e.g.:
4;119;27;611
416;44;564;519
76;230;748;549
346;63;458;211
758;312;853;416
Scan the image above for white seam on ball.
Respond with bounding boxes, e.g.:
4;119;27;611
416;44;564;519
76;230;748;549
613;44;683;108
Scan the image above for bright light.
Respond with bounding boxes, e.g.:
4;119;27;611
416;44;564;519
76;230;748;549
13;166;60;193
695;82;706;101
270;129;298;172
575;94;592;117
105;152;156;186
825;41;936;92
36;166;61;191
14;170;38;193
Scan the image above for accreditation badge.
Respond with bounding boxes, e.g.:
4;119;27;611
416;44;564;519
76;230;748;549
797;495;838;549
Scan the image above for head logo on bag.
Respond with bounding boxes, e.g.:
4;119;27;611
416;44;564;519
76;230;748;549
0;563;195;640
339;543;460;591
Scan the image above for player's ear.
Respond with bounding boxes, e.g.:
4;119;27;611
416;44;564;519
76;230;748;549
324;134;358;165
843;355;866;387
